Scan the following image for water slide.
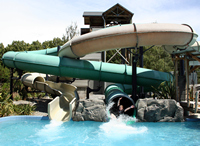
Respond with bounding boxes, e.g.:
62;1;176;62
20;73;78;122
2;23;198;121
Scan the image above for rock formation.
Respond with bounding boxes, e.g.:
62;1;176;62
72;98;184;122
136;98;184;122
72;99;107;122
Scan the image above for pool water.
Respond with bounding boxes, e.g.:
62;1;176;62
0;117;200;146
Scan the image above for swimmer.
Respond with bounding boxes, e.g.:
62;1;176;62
111;97;135;119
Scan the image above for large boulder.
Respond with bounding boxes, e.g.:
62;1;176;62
136;98;184;122
72;99;107;122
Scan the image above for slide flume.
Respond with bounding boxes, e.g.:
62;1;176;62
21;73;78;122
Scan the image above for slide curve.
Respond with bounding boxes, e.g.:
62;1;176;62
21;73;78;122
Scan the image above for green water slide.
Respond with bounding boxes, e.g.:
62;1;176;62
2;48;171;89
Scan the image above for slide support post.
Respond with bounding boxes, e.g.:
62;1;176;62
132;54;138;102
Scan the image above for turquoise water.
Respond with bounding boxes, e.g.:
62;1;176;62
0;118;200;146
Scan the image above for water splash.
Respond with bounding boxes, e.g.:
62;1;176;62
106;101;137;122
34;120;64;144
118;114;137;123
99;118;148;140
101;102;148;140
106;102;115;118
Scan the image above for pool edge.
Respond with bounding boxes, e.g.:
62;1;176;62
0;115;49;123
0;115;200;122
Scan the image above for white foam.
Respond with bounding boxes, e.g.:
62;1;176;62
99;118;147;140
34;120;64;143
101;103;148;140
106;102;115;117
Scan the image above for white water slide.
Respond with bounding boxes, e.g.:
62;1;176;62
21;73;77;122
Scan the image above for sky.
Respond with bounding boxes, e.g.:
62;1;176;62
0;0;200;47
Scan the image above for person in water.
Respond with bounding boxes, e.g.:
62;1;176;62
111;97;135;119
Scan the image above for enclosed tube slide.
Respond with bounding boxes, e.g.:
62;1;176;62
2;51;171;89
104;84;136;116
21;73;78;122
105;84;134;104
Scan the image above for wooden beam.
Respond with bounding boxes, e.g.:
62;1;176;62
105;15;131;17
190;66;200;73
187;52;200;62
191;53;200;56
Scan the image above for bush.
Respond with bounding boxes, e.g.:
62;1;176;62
152;78;176;99
13;104;36;115
0;92;36;117
0;93;14;117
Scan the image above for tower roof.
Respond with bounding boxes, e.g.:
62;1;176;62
83;3;134;26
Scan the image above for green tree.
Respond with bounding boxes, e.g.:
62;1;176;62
41;38;64;49
5;41;29;52
143;46;174;72
0;43;5;59
29;40;42;50
52;37;65;47
0;65;10;83
42;40;51;49
106;46;174;72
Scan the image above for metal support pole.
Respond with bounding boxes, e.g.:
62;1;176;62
57;45;60;56
185;57;190;116
121;48;125;64
180;60;184;76
139;47;143;67
139;47;144;98
180;59;184;102
132;54;138;102
10;68;13;100
56;76;59;83
45;74;48;97
86;86;101;99
175;58;179;102
102;51;107;94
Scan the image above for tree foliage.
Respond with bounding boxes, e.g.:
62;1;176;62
143;46;174;72
106;46;174;72
30;40;42;50
5;41;30;52
0;92;36;117
152;77;176;99
0;22;79;106
0;43;5;59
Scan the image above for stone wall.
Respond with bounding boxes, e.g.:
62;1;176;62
136;98;184;122
72;99;107;122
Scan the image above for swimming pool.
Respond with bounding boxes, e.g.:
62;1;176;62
0;116;200;146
